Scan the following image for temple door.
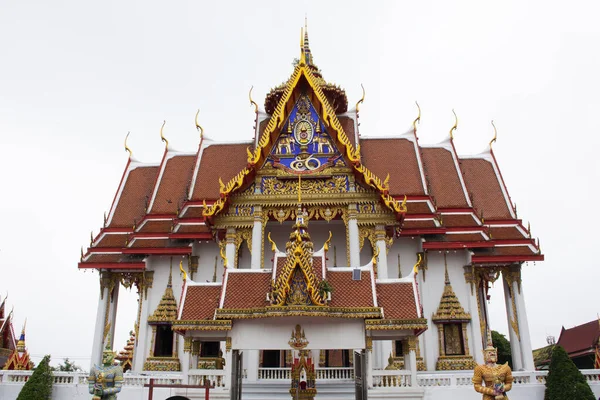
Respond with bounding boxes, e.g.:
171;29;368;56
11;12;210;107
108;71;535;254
230;350;243;400
354;350;367;400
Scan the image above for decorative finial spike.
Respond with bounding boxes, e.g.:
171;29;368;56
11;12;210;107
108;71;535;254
298;174;302;205
160;120;168;149
124;131;133;158
413;253;423;275
168;259;173;287
490;120;497;148
90;231;94;246
195;110;204;141
444;253;450;285
449;109;458;140
299;27;306;65
249;86;258;113
413;101;421;131
80;246;84;261
356;84;366;113
179;260;187;281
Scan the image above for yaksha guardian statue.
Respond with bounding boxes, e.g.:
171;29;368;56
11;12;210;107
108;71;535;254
472;330;513;400
88;341;123;400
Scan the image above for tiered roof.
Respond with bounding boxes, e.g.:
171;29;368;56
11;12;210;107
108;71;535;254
79;28;543;271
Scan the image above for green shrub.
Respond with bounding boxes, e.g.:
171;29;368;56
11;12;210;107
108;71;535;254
17;354;53;400
544;345;594;400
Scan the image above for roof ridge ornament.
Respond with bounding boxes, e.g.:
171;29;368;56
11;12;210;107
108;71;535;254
356;83;365;113
413;101;421;131
489;120;497;149
449;109;458;140
179;260;187;282
160;120;168;150
195;110;204;141
249;86;258;113
124;131;133;158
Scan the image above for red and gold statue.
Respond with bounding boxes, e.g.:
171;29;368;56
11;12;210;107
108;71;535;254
472;330;513;400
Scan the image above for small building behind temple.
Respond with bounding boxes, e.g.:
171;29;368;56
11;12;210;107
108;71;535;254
0;296;32;371
534;319;600;370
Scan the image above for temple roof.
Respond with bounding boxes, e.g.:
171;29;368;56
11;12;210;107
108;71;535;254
78;28;543;271
557;319;600;358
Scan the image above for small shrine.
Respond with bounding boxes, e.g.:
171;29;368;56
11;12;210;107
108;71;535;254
290;350;317;400
3;322;32;371
116;329;136;372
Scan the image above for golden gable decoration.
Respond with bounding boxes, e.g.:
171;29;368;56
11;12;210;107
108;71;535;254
147;267;178;324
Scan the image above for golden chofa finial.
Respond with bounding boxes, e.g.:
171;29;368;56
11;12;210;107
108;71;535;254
124;131;133;158
372;245;380;266
490;120;498;148
413;252;423;274
413;101;421;131
267;232;277;252
249;86;258;113
324;231;333;252
449;109;458;140
160;120;168;149
195;109;204;141
179;260;187;281
356;84;366;113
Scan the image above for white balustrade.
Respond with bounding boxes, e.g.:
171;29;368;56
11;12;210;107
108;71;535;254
258;367;291;380
316;367;354;381
372;370;412;388
188;369;227;388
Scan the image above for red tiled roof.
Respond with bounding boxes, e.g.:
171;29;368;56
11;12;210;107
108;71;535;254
85;254;123;263
441;214;479;227
360;138;425;196
110;166;159;228
489;227;525;240
558;320;600;356
149;155;196;214
138;220;173;233
459;158;512;220
376;282;418;319
421;148;468;208
191;144;250;200
222;272;271;309
326;271;374;308
492;246;536;256
180;285;222;320
402;220;437;229
406;202;433;214
444;233;485;242
95;234;128;248
175;224;210;233
129;239;170;248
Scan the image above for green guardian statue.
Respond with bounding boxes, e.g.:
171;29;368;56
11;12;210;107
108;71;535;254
88;340;124;400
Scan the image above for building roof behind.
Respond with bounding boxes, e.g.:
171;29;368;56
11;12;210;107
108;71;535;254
557;319;600;356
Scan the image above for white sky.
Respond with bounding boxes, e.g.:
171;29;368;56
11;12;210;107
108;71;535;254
1;0;599;367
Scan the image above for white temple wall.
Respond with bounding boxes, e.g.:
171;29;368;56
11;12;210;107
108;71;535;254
264;221;348;268
418;250;474;371
194;241;224;280
133;255;185;372
387;237;421;279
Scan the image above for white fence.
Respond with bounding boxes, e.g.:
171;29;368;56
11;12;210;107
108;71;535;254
258;367;354;381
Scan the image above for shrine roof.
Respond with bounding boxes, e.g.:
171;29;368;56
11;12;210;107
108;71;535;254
359;137;426;196
326;269;375;308
376;281;419;320
557;319;600;356
179;283;222;321
221;270;271;309
148;154;196;214
190;142;252;201
459;155;514;220
421;146;469;208
108;164;160;228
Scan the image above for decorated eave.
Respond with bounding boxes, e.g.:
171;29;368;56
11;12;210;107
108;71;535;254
79;27;543;271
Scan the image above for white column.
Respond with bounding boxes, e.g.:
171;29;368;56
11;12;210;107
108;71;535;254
226;228;237;268
374;225;388;279
407;348;418;387
347;205;360;268
224;342;233;388
503;276;524;371
133;280;153;372
464;267;484;364
90;273;111;370
246;349;260;382
512;268;535;371
251;207;263;269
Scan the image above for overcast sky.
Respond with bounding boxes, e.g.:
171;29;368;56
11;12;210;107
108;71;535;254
1;0;598;367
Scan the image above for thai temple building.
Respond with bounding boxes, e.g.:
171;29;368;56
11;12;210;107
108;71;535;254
73;25;549;399
0;297;32;371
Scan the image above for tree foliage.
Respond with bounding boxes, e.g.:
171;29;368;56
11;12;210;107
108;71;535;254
492;330;512;368
17;354;53;400
54;357;82;372
544;345;595;400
